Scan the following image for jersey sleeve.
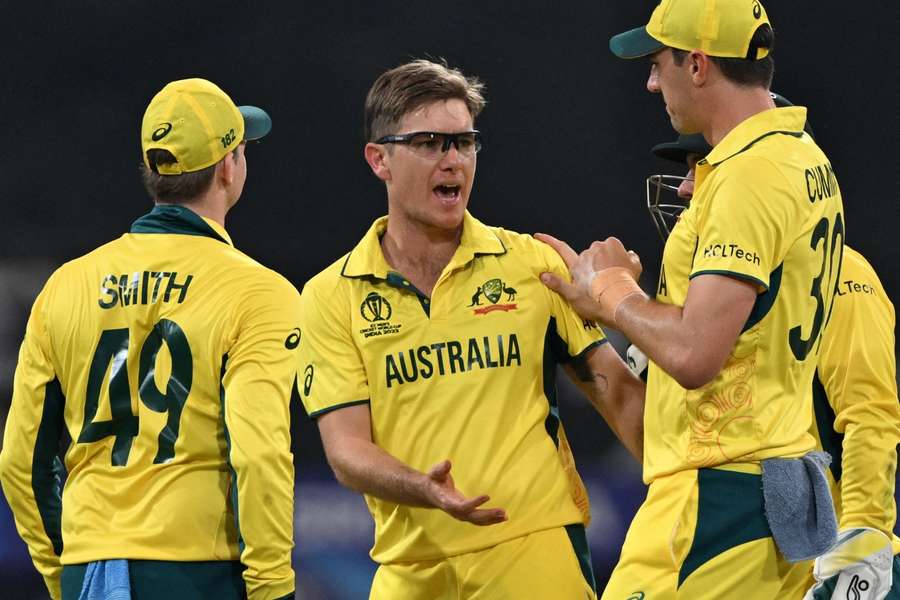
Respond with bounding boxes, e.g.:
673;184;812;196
0;277;65;600
535;240;607;361
690;157;799;289
296;276;369;417
220;273;300;600
817;258;900;536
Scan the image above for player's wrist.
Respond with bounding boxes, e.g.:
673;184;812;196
589;268;646;327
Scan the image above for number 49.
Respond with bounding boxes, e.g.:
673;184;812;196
78;320;192;466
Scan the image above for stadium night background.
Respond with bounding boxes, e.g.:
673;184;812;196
1;2;898;598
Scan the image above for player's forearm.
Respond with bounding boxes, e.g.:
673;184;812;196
837;420;900;537
592;378;645;462
615;295;724;389
565;360;644;461
325;436;434;508
611;375;645;461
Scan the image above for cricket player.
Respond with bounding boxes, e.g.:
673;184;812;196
538;0;847;596
297;59;646;599
647;118;900;600
0;79;299;600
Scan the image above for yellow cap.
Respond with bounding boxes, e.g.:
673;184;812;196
141;78;271;175
610;0;771;60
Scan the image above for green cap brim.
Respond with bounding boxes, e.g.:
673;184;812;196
239;106;272;141
652;134;712;165
610;26;665;59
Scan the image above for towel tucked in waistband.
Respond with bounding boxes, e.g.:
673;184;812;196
79;559;131;600
761;450;838;562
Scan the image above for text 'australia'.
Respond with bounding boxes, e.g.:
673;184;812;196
385;334;522;388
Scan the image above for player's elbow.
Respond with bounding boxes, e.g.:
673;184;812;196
330;465;354;490
668;347;725;390
323;450;359;492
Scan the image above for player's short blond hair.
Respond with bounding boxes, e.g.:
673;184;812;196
364;59;486;141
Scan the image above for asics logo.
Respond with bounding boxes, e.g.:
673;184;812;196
151;122;172;141
284;328;301;350
303;364;314;396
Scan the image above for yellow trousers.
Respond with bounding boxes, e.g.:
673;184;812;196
370;525;597;600
601;468;812;599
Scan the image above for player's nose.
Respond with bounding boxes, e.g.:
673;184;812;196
647;67;660;93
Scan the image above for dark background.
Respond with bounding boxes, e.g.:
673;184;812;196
1;1;898;598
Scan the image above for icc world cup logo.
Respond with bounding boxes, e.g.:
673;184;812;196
361;291;392;322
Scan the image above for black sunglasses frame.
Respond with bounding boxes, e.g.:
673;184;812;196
375;130;482;154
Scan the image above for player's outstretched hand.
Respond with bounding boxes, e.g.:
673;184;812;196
423;460;508;526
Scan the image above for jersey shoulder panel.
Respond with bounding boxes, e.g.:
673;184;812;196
489;227;566;276
840;247;889;293
299;252;354;300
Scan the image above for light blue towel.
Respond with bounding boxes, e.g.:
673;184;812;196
761;450;838;562
78;559;131;600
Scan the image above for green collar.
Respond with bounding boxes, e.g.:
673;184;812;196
130;205;232;245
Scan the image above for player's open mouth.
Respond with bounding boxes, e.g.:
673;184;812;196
433;185;461;204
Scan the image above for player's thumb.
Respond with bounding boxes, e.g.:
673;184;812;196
427;459;452;481
540;272;578;301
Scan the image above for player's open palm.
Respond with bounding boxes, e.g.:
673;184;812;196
424;460;508;526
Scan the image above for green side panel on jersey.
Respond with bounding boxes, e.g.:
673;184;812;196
542;318;565;448
742;263;784;333
565;523;597;592
541;319;608;448
678;469;771;587
32;377;67;557
219;354;245;554
811;371;843;481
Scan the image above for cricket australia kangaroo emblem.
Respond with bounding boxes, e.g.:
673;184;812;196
467;278;518;315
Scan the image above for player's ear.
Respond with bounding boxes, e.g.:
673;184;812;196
365;142;392;182
689;51;710;85
218;151;235;186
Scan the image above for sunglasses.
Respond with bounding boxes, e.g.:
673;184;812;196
375;130;482;158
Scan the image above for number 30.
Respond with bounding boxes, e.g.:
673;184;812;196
789;214;844;361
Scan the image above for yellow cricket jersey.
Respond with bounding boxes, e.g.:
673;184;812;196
645;107;845;482
298;211;604;563
0;205;300;600
809;246;900;553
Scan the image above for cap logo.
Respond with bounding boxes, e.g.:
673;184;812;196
752;1;762;19
151;122;173;141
